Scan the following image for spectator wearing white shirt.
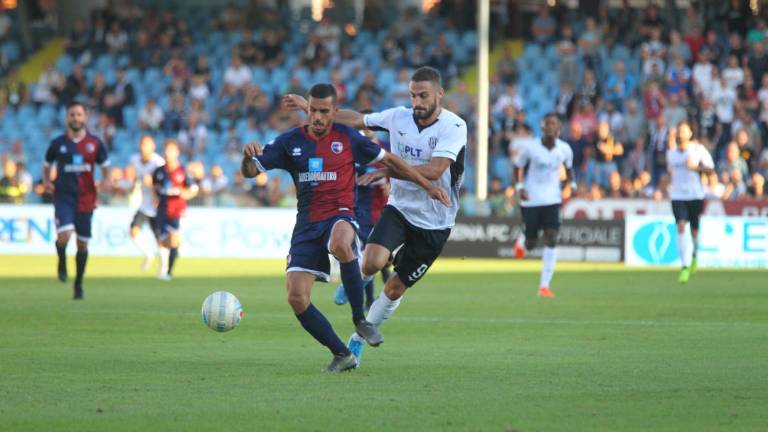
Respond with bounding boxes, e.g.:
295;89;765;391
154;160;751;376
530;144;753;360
722;54;744;90
189;75;210;102
692;50;714;97
177;112;208;158
492;84;523;117
138;99;165;131
105;22;129;53
223;55;252;90
32;64;63;105
208;164;229;206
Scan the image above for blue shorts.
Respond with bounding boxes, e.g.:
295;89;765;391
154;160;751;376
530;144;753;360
287;214;360;282
154;213;180;241
358;223;374;246
54;194;93;240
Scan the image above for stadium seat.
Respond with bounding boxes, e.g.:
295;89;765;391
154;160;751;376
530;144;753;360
1;41;21;62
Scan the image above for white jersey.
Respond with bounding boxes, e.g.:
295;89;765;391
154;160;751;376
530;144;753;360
514;138;573;207
130;152;165;216
364;106;467;230
666;142;714;201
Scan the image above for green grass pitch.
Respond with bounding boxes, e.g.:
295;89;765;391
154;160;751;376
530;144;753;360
1;256;767;431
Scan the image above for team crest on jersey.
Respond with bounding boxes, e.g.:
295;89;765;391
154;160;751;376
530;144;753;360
59;145;67;153
85;143;95;153
331;141;343;154
174;173;184;183
428;136;438;149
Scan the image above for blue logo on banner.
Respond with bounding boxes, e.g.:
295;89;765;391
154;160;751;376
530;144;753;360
633;221;679;265
308;158;323;172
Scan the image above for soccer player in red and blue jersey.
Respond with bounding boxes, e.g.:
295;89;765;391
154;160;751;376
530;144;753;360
43;101;110;300
241;84;450;372
152;139;199;280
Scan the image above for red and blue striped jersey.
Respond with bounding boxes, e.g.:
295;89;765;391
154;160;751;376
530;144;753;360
152;164;189;218
44;133;109;212
252;123;385;224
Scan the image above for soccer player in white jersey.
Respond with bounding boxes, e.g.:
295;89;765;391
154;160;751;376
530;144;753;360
128;135;165;271
666;121;715;283
512;113;574;298
284;66;467;366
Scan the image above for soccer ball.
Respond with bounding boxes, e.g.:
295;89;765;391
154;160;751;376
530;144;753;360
201;291;243;332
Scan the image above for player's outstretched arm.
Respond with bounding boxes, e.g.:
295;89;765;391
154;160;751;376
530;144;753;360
359;157;452;185
241;142;263;178
282;94;365;129
378;153;451;207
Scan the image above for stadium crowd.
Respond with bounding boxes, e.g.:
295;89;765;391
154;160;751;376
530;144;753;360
0;0;479;208
479;2;768;217
2;1;768;217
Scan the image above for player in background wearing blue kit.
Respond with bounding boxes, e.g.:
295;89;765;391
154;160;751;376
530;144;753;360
241;84;450;372
43;101;110;299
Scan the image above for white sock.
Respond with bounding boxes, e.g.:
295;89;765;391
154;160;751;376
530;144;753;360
516;233;526;247
329;255;340;282
132;233;154;258
540;247;557;288
677;231;689;267
366;291;402;327
158;247;170;275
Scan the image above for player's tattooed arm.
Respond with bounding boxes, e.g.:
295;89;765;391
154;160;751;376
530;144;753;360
241;143;264;178
376;153;452;207
362;157;452;184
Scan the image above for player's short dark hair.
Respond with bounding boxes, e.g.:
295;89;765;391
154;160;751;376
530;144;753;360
66;100;87;112
543;112;560;122
411;66;442;87
308;83;338;105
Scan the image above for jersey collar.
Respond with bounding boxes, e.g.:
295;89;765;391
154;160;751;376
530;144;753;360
412;111;441;133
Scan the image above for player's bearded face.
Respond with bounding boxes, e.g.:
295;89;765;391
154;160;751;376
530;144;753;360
67;107;87;132
308;96;336;137
410;81;442;120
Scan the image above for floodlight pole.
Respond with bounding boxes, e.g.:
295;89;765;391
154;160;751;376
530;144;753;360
476;0;490;201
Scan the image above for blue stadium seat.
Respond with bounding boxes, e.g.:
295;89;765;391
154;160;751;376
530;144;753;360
123;106;139;130
55;55;75;75
1;41;20;62
491;155;512;186
461;31;478;50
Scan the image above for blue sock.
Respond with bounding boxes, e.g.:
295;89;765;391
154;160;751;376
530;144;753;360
168;247;178;275
295;303;348;355
340;260;365;324
75;250;88;287
364;280;375;307
56;243;67;276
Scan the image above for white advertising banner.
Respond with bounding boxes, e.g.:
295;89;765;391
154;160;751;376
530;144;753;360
0;205;296;258
625;215;768;268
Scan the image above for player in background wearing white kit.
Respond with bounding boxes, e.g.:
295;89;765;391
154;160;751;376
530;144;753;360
128;136;165;271
512;113;575;298
666;121;715;283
